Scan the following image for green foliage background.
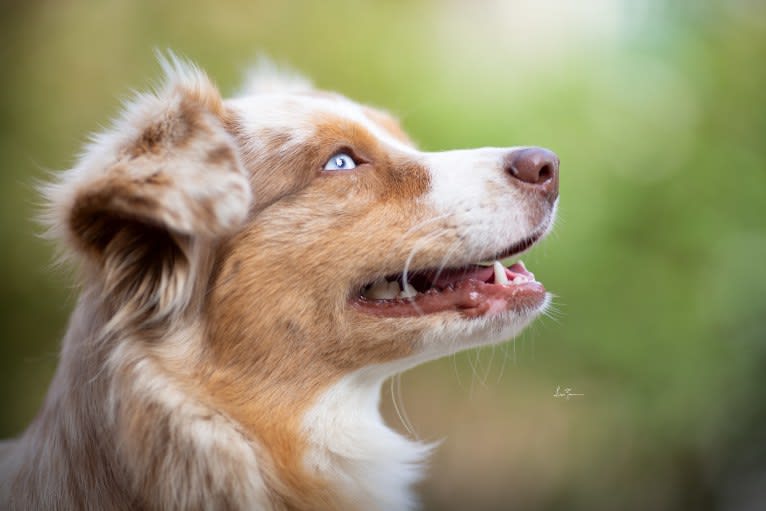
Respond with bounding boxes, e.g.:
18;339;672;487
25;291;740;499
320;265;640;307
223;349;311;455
1;1;764;509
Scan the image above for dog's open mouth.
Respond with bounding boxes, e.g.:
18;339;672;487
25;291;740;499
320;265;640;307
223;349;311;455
351;234;547;318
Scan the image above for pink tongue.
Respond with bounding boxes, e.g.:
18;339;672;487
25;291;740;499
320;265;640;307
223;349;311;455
509;262;533;278
430;266;494;288
428;262;533;288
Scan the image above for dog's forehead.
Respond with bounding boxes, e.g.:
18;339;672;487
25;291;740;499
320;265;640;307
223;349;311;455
225;92;415;152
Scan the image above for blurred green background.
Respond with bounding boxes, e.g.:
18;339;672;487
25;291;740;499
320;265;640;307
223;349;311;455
1;1;765;510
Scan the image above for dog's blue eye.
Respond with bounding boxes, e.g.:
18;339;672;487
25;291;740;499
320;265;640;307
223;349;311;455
323;153;357;171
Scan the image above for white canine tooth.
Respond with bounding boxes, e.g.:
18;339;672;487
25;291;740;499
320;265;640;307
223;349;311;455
389;281;402;295
514;275;530;284
493;261;509;285
365;279;399;300
399;281;417;298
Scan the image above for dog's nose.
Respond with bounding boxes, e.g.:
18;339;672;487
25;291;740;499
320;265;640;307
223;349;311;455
504;147;559;200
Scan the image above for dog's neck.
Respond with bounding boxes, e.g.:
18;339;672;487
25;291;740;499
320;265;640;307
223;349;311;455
7;294;431;510
302;367;432;510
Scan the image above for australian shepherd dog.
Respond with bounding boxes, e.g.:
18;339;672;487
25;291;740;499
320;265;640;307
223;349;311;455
0;55;558;510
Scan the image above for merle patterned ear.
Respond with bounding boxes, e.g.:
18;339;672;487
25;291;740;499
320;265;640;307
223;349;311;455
43;55;252;324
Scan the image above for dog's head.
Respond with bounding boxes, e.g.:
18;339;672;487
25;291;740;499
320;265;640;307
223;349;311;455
46;54;558;384
213;67;558;378
44;55;558;500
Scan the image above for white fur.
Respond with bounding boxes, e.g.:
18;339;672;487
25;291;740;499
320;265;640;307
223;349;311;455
226;92;416;156
303;364;435;511
237;56;314;96
424;147;548;263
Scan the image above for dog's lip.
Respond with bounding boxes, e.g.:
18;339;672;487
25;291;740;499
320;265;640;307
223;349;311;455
352;278;546;318
487;231;543;262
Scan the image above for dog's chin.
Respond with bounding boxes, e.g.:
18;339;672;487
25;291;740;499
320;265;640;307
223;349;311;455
422;291;550;353
360;294;550;373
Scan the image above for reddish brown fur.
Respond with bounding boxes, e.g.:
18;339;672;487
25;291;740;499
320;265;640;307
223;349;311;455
198;111;434;505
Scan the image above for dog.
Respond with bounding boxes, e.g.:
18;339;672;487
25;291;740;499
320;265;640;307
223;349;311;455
0;55;559;510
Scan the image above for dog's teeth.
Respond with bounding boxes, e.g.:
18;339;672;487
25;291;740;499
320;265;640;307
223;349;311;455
389;280;402;295
365;279;399;300
399;281;417;299
514;275;530;284
493;261;509;285
516;260;535;279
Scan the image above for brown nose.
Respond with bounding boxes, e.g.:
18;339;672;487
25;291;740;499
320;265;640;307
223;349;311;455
505;147;559;200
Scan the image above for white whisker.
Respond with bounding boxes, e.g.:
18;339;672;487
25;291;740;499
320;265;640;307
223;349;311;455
390;374;418;440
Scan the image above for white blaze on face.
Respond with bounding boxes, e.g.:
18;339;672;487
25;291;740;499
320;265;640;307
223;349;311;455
226;93;416;157
225;94;320;153
423;147;538;261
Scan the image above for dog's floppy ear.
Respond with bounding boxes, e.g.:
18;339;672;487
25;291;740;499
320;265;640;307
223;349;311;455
43;55;252;327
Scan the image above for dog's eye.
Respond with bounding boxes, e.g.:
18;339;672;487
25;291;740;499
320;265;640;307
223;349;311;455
323;153;357;171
